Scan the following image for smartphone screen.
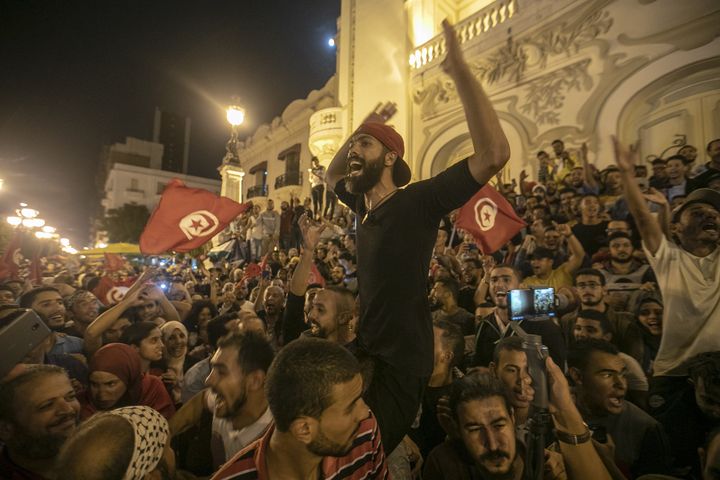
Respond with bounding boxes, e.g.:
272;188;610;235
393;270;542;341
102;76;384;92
508;287;555;321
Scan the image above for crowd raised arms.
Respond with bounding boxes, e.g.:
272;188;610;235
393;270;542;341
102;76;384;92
2;21;720;480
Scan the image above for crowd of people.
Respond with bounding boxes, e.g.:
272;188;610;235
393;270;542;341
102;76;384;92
1;19;720;480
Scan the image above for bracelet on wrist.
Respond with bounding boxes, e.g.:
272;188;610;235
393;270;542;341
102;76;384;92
555;424;592;445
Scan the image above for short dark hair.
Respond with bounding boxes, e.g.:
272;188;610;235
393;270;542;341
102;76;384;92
433;320;465;370
551;139;564;146
490;264;523;282
449;373;511;421
573;268;606;286
607;231;632;244
56;413;134;480
0;365;67;423
492;336;525;365
666;154;688;165
322;286;355;320
536;150;548;158
706;139;720;153
576;310;612;334
685;352;720;397
567;339;619;372
435;277;460;302
207;315;232;349
19;286;61;309
217;330;275;375
119;321;158;347
559;187;576;197
266;338;360;432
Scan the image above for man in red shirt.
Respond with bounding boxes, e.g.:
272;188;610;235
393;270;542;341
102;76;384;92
212;338;387;480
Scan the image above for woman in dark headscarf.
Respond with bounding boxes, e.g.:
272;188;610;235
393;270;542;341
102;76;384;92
633;291;663;375
81;343;175;420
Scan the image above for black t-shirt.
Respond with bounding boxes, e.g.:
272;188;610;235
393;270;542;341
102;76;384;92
571;221;609;257
334;159;482;376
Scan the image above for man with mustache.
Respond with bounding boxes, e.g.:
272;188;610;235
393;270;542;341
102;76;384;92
423;363;612;480
325;19;511;453
597;232;656;312
0;365;81;480
613;137;720;376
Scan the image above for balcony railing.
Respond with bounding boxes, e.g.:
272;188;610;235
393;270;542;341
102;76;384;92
409;0;518;70
309;107;344;158
247;184;268;199
274;171;303;189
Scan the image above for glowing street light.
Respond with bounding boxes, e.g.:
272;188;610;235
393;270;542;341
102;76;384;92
60;238;70;247
42;225;56;233
226;105;245;127
20;208;39;219
6;216;21;226
22;218;45;228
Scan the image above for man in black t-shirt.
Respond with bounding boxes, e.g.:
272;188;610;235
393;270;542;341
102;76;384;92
571;194;608;257
325;19;510;452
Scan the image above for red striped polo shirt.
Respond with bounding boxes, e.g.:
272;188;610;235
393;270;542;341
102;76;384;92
211;413;388;480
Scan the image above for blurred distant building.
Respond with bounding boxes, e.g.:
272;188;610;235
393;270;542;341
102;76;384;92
153;107;191;174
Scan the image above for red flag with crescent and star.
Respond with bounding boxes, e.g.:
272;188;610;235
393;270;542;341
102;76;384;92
139;179;252;255
455;184;526;255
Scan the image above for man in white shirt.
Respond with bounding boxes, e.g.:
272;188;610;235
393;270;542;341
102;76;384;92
613;137;720;377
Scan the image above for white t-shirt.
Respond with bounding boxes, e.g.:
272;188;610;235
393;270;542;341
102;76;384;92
206;392;273;468
643;236;720;376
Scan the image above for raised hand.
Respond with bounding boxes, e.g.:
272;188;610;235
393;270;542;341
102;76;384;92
440;19;468;78
299;213;326;251
611;136;639;174
642;187;669;206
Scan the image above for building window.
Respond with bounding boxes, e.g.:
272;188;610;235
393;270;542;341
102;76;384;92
130;178;139;190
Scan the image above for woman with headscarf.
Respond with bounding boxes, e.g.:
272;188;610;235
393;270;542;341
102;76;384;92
155;321;192;405
633;291;664;375
81;343;175;420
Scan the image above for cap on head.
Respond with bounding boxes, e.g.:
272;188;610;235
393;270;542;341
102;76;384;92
356;122;411;187
671;188;720;222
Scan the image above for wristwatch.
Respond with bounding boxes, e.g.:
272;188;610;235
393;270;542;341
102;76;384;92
555;424;592;445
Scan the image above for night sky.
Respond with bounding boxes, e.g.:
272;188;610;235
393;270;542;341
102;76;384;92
0;0;340;246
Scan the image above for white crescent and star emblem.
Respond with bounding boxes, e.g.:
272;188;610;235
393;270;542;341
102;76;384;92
178;210;220;240
107;286;129;304
474;197;498;232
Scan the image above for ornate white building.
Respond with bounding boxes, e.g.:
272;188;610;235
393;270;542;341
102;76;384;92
223;0;720;204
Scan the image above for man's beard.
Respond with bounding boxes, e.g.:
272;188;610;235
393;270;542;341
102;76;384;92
6;425;74;459
214;390;247;419
582;295;603;307
307;425;357;457
610;254;632;264
345;155;384;194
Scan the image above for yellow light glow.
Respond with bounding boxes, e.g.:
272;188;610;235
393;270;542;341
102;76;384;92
62;246;78;254
23;218;45;228
42;226;56;233
35;231;53;239
226;106;245;126
6;216;21;226
96;242;108;249
20;208;39;218
60;238;70;246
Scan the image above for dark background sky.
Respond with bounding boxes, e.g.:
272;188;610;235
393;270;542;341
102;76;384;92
0;0;340;245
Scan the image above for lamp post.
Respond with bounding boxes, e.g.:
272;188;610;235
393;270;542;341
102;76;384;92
224;99;245;166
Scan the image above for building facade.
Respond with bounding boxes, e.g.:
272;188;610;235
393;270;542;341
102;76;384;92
224;0;720;204
101;163;220;213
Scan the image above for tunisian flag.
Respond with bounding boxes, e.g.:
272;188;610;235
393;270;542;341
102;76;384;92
455;185;526;254
140;179;251;254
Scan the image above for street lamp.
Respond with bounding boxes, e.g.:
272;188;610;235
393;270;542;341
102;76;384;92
223;98;245;166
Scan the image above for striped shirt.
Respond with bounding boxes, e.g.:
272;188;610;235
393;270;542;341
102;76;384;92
211;413;388;480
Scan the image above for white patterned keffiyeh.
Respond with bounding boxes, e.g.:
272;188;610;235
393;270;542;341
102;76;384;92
108;406;170;480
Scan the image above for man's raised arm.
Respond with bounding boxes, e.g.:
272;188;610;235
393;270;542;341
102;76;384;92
441;19;510;184
612;136;664;255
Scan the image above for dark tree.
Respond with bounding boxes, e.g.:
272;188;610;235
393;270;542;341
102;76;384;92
100;203;150;243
